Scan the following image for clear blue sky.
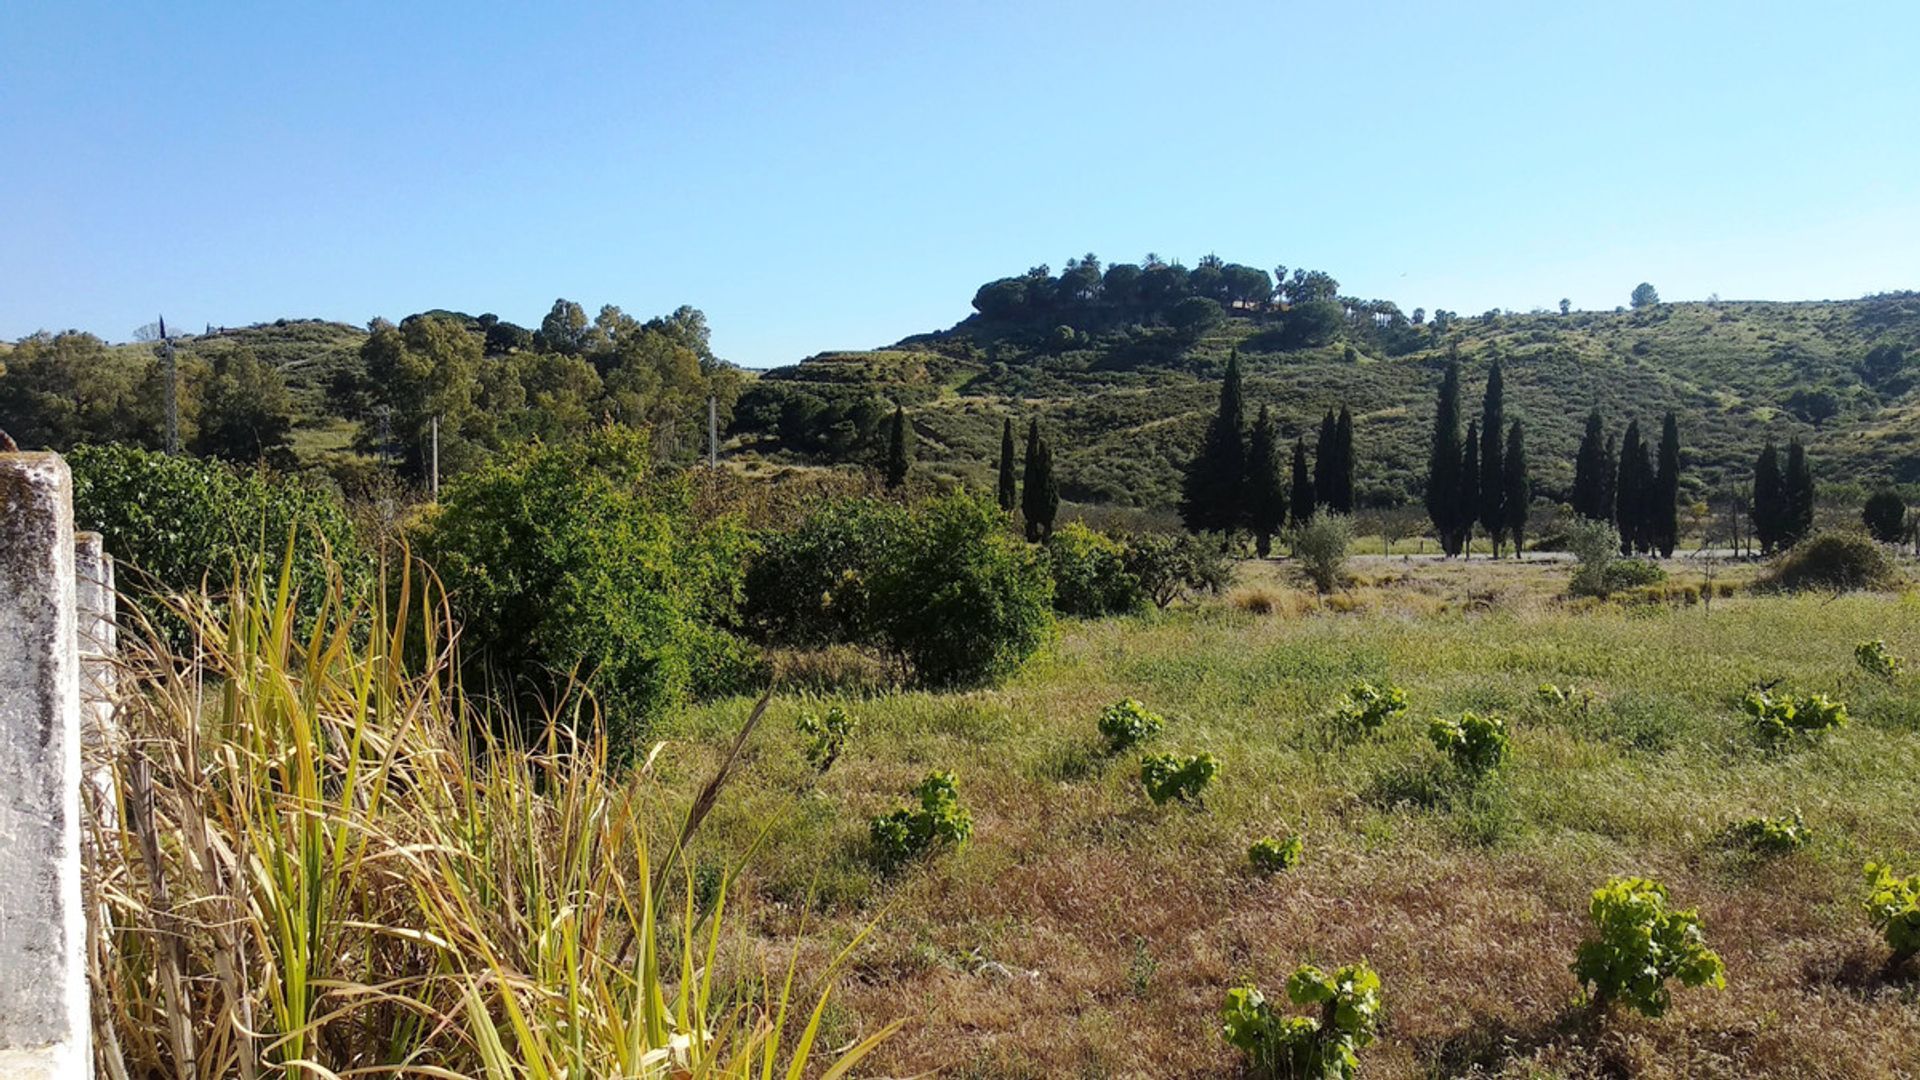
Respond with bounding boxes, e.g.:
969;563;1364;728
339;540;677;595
4;0;1916;369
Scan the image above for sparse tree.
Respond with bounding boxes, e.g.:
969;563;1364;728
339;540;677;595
1560;298;1572;316
1631;283;1661;309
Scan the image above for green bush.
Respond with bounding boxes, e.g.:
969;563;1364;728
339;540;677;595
1760;531;1901;592
1124;532;1233;608
1741;690;1847;746
1097;698;1164;753
1330;681;1407;739
1728;811;1808;854
741;499;907;646
1863;490;1908;543
795;704;856;773
1221;963;1382;1079
413;428;756;751
1856;639;1905;680
1428;712;1510;777
1249;835;1304;875
1046;521;1145;616
1602;558;1666;592
1571;876;1725;1017
1565;518;1621;597
868;771;973;871
68;442;365;643
1862;862;1920;965
1139;751;1218;805
1291;513;1353;594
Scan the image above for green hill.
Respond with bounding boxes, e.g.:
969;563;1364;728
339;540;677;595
731;290;1920;514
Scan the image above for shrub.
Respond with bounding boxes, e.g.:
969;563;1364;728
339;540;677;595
413;428;755;751
795;704;855;772
1862;862;1920;965
1760;530;1901;592
1728;811;1808;854
1856;639;1905;680
1123;531;1233;609
1097;698;1164;752
1249;835;1304;875
68;442;365;643
1331;681;1407;739
742;498;908;646
1047;521;1145;616
1742;690;1847;745
1603;559;1666;591
1292;513;1353;594
869;771;973;871
1428;712;1510;777
870;492;1054;686
1571;877;1725;1017
1221;963;1382;1080
1139;751;1219;805
1566;518;1622;597
1863;490;1908;543
1536;682;1596;714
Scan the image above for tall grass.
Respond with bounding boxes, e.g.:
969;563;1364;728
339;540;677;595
91;552;895;1078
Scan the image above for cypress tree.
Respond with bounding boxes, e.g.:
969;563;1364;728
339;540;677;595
885;403;911;489
1478;360;1506;555
1783;438;1815;546
1460;419;1481;557
1289;437;1315;528
1503;419;1529;556
996;417;1017;512
1333;405;1355;514
1022;419;1058;542
1426;358;1463;555
1752;441;1783;554
1600;432;1618;527
1653;412;1680;557
1178;349;1246;535
1245;405;1287;558
1616;420;1645;554
1572;410;1607;520
1313;408;1338;510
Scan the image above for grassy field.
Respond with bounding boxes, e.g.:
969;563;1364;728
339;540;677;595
664;558;1920;1078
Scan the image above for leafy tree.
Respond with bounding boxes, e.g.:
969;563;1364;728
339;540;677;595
996;418;1018;512
1503;419;1529;555
1022;419;1059;542
1478;360;1506;555
1169;296;1225;341
1752;441;1785;554
193;346;295;466
0;331;158;450
536;298;591;354
972;277;1029;319
1426;358;1464;555
1179;350;1246;535
1279;299;1345;349
1560;298;1572;316
1572;410;1609;521
1653;412;1681;556
1459;420;1480;556
884;403;911;489
1782;438;1816;545
1046;523;1143;616
1245;405;1287;557
356;314;485;481
1863;490;1907;543
1631;282;1661;309
1289;437;1315;528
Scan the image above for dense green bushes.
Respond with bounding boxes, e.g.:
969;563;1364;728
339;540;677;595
68;442;364;638
1046;521;1145;616
1760;531;1901;592
413;428;756;749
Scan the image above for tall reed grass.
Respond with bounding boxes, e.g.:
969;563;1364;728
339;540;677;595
90;552;895;1078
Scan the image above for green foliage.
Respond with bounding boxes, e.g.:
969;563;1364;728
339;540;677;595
1603;558;1667;592
1742;689;1848;745
1862;862;1920;964
1139;751;1219;805
1291;512;1352;594
1761;531;1901;593
1331;681;1408;739
1428;712;1510;777
795;704;856;773
67;442;364;644
1124;531;1233;608
1021;418;1060;542
1855;638;1905;680
1248;835;1304;875
1097;698;1164;753
1536;682;1596;714
1046;522;1145;616
413;427;755;751
1572;876;1725;1017
1728;811;1809;854
1221;963;1382;1080
868;771;973;871
742;498;907;647
1179;350;1246;534
1566;515;1623;597
1862;490;1907;543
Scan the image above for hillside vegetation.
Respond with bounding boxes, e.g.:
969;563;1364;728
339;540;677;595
731;269;1920;514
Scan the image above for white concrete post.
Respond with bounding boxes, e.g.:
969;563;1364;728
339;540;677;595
74;533;117;830
0;453;89;1078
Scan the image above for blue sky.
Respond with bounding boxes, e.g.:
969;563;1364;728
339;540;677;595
4;0;1916;369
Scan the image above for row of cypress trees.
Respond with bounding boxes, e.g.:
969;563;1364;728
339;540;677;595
1752;438;1816;553
1426;358;1530;556
995;416;1060;541
1570;411;1682;556
1179;351;1356;555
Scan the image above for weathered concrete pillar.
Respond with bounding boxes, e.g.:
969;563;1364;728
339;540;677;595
0;454;89;1078
74;533;117;830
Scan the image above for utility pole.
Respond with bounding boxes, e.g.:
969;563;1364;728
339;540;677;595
158;314;180;454
707;395;718;469
429;415;440;500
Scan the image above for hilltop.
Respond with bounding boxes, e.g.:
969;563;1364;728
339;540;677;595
731;276;1920;515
